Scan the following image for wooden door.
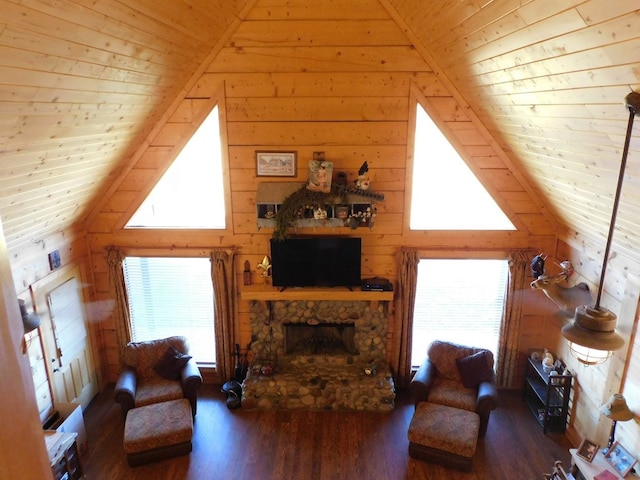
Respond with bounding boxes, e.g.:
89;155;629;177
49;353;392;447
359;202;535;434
31;265;98;409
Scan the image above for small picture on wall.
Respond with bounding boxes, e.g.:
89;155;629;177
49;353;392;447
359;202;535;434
307;160;333;193
256;151;297;177
576;438;599;463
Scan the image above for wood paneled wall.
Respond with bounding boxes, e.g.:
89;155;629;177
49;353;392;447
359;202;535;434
86;0;556;386
557;237;640;453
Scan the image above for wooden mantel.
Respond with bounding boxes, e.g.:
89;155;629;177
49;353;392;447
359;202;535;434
240;284;394;302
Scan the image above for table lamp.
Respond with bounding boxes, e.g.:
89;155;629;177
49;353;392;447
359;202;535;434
600;393;634;449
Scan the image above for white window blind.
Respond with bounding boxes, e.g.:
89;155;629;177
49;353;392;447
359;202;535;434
411;258;508;367
123;256;216;364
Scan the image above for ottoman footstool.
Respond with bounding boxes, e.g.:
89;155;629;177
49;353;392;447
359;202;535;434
408;402;480;472
124;398;193;466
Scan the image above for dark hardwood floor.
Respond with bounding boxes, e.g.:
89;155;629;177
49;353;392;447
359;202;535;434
81;384;572;479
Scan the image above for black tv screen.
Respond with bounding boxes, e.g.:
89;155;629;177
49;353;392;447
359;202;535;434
270;237;361;288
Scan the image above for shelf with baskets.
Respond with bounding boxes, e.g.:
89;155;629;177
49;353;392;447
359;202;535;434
256;182;376;231
523;352;572;434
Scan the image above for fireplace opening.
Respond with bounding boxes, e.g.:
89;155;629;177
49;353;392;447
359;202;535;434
284;322;356;355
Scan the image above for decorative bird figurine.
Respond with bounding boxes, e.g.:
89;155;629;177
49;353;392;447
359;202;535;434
257;255;272;278
355;161;370;190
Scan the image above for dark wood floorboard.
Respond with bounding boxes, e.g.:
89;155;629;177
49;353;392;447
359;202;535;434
81;384;572;479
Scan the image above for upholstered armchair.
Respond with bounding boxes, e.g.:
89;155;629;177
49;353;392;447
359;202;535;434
410;340;498;437
115;336;202;418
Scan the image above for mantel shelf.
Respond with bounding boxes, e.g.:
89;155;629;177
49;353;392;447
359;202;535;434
240;284;393;301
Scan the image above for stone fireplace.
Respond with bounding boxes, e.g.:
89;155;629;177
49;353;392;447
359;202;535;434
241;299;395;411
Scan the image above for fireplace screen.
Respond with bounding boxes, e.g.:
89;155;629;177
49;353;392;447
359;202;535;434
284;322;356;355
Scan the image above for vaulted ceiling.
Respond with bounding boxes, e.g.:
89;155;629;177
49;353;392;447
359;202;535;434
1;1;639;261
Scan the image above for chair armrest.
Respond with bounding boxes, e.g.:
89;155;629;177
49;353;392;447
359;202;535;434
410;358;436;405
476;378;498;412
114;366;137;415
181;358;203;389
181;359;203;416
181;360;202;396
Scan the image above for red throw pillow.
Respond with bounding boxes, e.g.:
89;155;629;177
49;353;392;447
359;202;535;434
456;350;494;388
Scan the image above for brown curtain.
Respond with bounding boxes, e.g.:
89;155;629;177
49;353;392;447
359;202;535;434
106;246;132;363
496;250;533;387
210;248;236;382
391;248;420;388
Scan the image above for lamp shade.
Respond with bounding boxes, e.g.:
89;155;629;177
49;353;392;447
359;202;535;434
601;394;634;421
18;299;41;334
561;304;625;365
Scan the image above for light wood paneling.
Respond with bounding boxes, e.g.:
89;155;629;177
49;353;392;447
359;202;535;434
84;2;554;385
2;0;640;455
0;0;253;254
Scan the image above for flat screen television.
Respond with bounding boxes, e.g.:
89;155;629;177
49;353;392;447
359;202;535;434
270;237;361;289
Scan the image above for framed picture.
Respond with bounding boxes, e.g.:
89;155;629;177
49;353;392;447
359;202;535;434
255;151;297;177
306;160;333;193
576;438;599;463
604;441;637;477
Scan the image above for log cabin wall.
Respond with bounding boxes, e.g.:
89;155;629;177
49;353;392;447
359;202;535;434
86;0;557;389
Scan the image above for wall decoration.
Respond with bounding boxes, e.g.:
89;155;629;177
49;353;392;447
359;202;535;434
256;151;297;177
307;160;333;193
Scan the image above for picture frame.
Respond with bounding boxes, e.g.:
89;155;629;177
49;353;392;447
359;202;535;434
576;438;599;463
255;151;297;177
604;441;637;477
306;160;333;193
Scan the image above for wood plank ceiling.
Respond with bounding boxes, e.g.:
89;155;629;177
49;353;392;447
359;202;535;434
388;0;640;259
1;0;639;261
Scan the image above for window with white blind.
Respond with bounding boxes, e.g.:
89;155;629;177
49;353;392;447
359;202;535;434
123;256;216;364
411;258;508;367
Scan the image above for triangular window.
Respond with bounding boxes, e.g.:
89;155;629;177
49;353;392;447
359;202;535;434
410;103;515;230
126;105;226;229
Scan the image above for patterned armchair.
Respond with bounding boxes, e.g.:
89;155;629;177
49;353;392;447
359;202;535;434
115;336;202;418
410;340;498;436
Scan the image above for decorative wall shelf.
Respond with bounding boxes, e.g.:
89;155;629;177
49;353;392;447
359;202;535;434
240;284;393;302
256;182;375;230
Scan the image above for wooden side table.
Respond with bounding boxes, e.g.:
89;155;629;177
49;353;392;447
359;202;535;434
46;431;84;480
570;448;638;480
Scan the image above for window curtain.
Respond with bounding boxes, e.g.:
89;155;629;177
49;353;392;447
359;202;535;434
210;248;236;382
391;248;420;388
496;250;533;387
106;246;132;363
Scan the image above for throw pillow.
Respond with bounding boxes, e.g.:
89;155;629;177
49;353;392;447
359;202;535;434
154;346;192;381
456;350;494;389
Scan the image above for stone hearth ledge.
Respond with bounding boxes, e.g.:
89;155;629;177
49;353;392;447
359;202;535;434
241;356;395;412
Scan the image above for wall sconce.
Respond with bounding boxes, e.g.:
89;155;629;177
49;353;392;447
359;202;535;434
18;298;41;334
600;393;634;449
561;92;640;365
